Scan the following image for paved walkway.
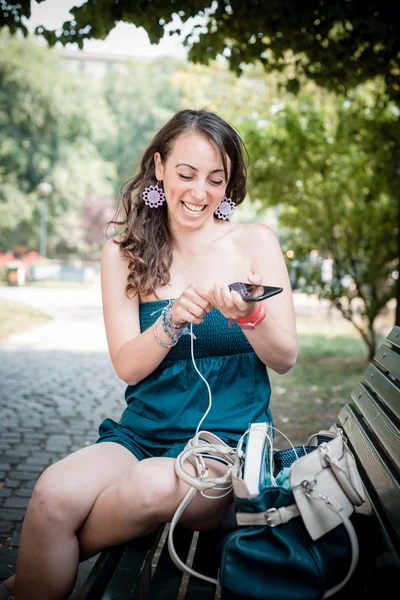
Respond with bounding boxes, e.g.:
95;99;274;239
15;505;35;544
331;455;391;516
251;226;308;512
0;285;126;595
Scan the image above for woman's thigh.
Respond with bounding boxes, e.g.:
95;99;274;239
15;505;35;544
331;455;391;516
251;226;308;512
116;455;232;531
32;442;138;529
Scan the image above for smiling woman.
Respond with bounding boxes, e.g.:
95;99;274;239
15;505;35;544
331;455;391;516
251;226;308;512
4;109;298;600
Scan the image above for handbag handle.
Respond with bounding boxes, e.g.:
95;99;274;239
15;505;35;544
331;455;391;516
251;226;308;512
315;495;360;599
319;443;364;506
168;486;220;586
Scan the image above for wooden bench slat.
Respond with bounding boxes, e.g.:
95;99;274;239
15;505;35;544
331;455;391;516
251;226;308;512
148;526;194;600
101;530;162;600
387;326;400;350
77;546;125;600
351;382;400;469
362;363;400;422
339;403;400;542
374;345;400;381
185;531;220;599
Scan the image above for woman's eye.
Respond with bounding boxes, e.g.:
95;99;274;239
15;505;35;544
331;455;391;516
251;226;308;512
210;180;224;186
178;174;192;180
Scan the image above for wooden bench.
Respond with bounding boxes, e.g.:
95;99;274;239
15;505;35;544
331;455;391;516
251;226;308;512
78;326;400;599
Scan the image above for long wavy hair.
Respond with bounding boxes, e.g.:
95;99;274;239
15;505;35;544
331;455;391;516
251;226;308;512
109;109;248;298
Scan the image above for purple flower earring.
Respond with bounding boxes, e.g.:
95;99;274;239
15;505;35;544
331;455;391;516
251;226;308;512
142;181;166;208
214;195;236;221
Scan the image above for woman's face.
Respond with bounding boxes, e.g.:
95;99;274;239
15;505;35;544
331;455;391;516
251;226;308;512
154;132;230;229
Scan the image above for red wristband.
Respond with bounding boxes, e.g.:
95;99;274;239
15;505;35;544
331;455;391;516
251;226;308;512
228;302;266;329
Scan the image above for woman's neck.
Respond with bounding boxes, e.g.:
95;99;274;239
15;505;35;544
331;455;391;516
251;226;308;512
170;219;230;256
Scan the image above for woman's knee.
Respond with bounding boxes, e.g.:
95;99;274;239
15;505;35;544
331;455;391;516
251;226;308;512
115;459;182;521
29;464;87;528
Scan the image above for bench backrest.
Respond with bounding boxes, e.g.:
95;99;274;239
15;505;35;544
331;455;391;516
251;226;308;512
338;325;400;570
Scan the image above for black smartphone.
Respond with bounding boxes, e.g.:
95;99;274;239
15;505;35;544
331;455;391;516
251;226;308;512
228;282;283;302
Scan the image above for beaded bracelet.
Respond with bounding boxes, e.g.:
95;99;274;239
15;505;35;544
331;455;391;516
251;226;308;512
164;300;189;335
152;301;192;349
152;317;177;349
161;310;178;343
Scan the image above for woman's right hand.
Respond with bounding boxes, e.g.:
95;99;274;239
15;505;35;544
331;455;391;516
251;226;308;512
170;283;212;326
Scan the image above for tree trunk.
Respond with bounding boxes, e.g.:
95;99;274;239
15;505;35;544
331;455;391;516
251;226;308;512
366;326;376;362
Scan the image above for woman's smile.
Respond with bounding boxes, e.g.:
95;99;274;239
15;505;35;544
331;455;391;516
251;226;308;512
181;201;207;216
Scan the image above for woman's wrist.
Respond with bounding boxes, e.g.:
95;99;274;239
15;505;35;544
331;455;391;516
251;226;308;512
153;317;176;349
166;301;188;331
152;301;190;349
228;302;267;330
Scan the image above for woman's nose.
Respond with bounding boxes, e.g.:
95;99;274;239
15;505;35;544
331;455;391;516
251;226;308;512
191;181;207;201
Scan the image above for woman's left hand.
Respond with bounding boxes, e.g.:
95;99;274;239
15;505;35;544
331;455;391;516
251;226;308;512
208;273;264;322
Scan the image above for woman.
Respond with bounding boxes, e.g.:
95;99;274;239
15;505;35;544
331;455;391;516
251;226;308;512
2;109;297;599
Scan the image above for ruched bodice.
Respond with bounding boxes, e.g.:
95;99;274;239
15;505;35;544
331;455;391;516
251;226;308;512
109;299;273;444
139;299;255;360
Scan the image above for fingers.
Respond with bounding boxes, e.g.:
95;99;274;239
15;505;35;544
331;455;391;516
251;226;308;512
247;272;264;300
209;283;249;320
172;275;264;325
173;283;212;325
209;274;264;320
248;272;262;285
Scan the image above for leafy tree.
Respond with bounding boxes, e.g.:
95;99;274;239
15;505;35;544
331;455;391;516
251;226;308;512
0;33;115;255
101;58;182;196
80;194;115;259
2;3;398;333
243;84;398;358
2;0;399;103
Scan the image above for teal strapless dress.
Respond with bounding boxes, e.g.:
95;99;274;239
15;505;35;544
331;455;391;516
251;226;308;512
96;300;272;460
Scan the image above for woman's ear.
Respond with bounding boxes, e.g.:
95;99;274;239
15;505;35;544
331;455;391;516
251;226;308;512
154;152;164;180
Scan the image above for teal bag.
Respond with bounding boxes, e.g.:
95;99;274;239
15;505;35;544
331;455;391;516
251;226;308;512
219;460;351;599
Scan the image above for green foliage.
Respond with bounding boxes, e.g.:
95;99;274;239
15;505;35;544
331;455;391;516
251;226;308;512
243;83;398;357
0;34;185;257
0;33;115;255
2;1;399;103
101;58;183;195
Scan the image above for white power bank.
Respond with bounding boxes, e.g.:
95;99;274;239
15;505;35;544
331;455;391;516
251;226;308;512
243;422;269;496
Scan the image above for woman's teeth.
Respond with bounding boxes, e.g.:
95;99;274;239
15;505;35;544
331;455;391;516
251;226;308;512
182;201;205;215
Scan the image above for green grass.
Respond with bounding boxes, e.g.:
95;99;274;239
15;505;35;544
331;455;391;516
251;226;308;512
269;335;367;446
0;298;53;340
267;308;388;446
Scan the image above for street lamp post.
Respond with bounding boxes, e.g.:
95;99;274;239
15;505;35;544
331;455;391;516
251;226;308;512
36;182;53;257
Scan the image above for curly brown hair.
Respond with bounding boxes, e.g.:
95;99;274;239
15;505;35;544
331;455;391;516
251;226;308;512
108;109;248;298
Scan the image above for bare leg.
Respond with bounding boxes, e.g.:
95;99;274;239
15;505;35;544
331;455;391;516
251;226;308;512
14;442;137;600
78;456;232;560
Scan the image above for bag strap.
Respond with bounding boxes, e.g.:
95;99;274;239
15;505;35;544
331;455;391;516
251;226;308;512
318;496;359;599
168;486;220;585
168;433;235;584
323;444;364;506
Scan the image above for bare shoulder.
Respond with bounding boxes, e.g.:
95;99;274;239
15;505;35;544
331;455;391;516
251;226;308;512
231;222;280;251
102;237;126;264
101;237;132;289
102;236;122;254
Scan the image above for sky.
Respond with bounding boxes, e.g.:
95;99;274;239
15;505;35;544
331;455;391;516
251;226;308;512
26;0;194;58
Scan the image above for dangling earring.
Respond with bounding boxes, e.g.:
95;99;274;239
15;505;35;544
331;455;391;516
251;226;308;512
214;195;236;221
142;181;166;208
